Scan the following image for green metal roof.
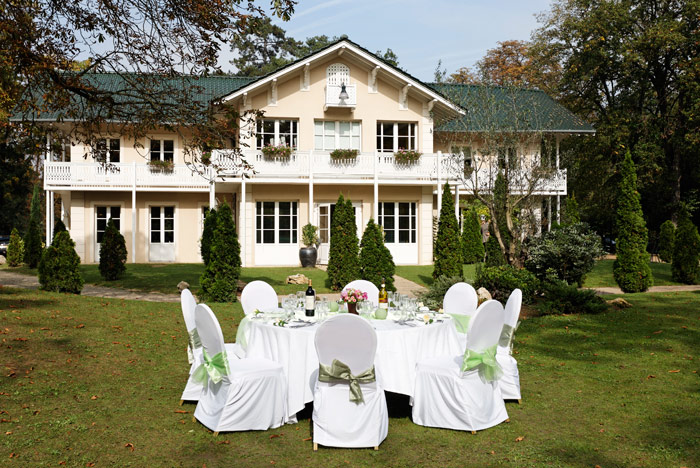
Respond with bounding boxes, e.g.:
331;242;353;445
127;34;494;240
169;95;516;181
430;83;594;133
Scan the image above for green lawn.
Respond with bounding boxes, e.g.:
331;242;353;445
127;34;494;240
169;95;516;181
2;287;697;467
395;263;481;288
583;259;689;288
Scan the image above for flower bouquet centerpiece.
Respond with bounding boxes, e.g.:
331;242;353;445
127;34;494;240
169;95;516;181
340;288;368;315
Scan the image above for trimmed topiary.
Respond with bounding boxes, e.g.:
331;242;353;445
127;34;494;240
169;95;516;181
38;230;83;294
24;184;44;268
199;202;241;302
461;208;484;264
53;219;67;239
327;194;360;291
200;207;217;266
613;151;653;293
485;225;506;267
433;183;462;279
360;218;395;291
474;264;539;304
99;218;127;280
671;207;700;284
658;220;675;263
7;228;24;267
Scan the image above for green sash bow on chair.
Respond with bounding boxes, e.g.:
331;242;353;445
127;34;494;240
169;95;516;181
498;321;520;355
187;329;202;364
235;316;251;350
192;349;230;385
461;345;502;382
449;314;471;334
318;359;376;404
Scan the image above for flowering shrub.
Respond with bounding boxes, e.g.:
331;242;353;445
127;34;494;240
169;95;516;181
394;148;421;163
261;144;292;159
340;288;367;303
330;149;359;160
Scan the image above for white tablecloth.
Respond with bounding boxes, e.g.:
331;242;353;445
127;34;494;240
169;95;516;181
245;318;462;417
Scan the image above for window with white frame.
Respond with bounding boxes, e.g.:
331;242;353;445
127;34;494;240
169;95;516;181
150;206;175;243
96;206;121;243
95;138;120;163
150;139;174;162
256;119;299;149
314;121;361;151
378;202;417;244
376;122;417;152
256;201;298;244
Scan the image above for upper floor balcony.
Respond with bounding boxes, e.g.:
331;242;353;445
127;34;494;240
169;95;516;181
43;151;567;196
325;84;357;110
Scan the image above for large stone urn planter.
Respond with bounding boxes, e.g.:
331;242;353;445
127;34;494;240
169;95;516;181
299;246;317;267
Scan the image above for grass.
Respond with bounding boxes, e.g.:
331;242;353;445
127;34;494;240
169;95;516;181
1;287;698;467
583;259;690;288
395;263;481;288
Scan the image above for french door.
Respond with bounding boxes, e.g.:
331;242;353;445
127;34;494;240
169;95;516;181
315;202;362;264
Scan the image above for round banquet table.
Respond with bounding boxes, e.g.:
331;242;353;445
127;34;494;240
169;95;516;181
245;317;462;418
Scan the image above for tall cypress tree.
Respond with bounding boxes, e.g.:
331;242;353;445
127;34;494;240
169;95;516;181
199;202;241;302
360;218;395;291
433;183;462;279
327;194;360;290
200;207;218;266
658;220;675;263
24;184;44;268
461;208;484;264
613;151;653;292
99;218;127;280
671;206;700;284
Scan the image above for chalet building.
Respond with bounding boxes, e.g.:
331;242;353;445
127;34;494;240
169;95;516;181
33;39;593;266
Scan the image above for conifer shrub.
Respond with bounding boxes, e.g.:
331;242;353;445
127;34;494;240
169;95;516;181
24;184;44;268
433;183;462;279
99;219;127;280
475;265;538;303
53;219;67;239
199;202;241;302
671;207;700;284
539;280;608;315
485;226;506;267
562;194;581;225
525;222;604;286
7;228;24;267
200;207;217;266
327;195;360;290
38;230;83;294
359;218;395;291
461;208;484;264
613;151;653;292
658;220;675;263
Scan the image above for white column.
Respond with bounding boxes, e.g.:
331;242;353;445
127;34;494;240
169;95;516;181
132;162;137;263
556;136;560;170
240;178;246;267
455;185;460;220
49;190;55;239
547;196;552;232
436;151;442;212
373;151;379;220
308;150;314;223
556;195;561;224
45;190;51;246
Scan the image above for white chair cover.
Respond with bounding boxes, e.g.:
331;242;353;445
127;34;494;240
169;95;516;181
443;282;478;349
180;290;239;402
412;300;509;432
497;289;522;401
343;280;379;307
312;314;388;449
241;280;279;315
193;304;288;432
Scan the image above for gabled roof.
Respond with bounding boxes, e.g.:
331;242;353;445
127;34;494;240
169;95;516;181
218;38;464;118
430;83;595;134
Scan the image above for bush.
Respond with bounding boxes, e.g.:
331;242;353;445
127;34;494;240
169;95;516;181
658;220;675;263
538;280;608;315
525;222;604;286
485;226;506;267
53;219;67;239
433;183;462;279
475;265;539;304
200;207;217;266
461;208;484;264
327;194;360;291
199;202;241;302
417;275;465;311
7;228;24;267
99;219;127;280
562;194;581;226
613;151;653;292
302;223;319;247
24;184;44;268
38;230;83;294
671;207;700;284
359;219;395;291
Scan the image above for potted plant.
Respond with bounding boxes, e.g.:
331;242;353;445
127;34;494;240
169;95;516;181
329;148;359;161
148;159;174;173
394;148;422;164
261;143;293;159
340;288;368;315
299;223;319;267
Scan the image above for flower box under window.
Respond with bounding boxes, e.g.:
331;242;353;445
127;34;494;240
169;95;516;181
329;149;359;161
148;159;174;173
261;144;292;159
394;149;422;164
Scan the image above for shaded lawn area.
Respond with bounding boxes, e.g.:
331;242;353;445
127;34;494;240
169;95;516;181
1;288;698;467
395;263;481;288
583;259;689;288
2;263;332;295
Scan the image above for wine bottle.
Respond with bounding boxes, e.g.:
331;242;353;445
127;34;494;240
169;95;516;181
378;278;388;310
305;280;316;317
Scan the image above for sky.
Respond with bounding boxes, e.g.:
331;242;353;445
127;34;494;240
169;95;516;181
220;0;554;81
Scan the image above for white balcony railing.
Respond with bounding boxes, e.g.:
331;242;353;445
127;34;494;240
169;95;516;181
325;84;357;109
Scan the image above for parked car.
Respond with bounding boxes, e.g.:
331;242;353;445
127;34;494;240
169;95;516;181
0;234;9;257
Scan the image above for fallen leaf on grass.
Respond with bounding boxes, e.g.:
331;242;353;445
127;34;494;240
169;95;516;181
90;395;98;400
646;375;656;379
86;463;95;467
652;330;662;334
515;436;524;442
174;410;188;414
124;443;134;452
216;440;230;445
668;370;680;373
302;437;312;441
75;324;85;329
9;452;17;458
269;434;282;439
